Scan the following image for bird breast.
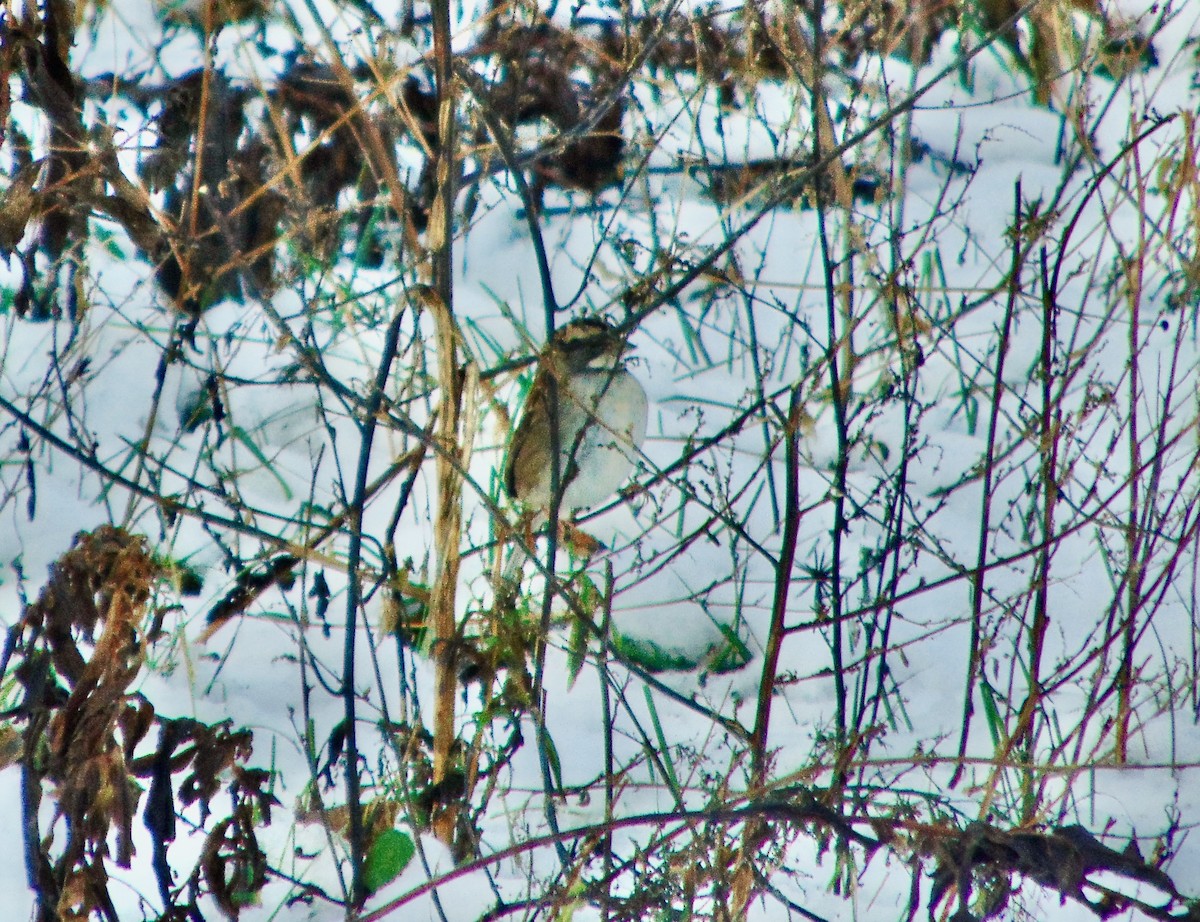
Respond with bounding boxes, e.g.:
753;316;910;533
541;366;648;513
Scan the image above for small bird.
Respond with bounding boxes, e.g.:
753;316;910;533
504;318;648;562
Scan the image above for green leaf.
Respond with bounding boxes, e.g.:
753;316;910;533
644;687;680;796
612;632;699;673
540;727;563;791
705;622;753;674
363;829;415;893
980;679;1004;748
566;571;601;688
567;608;588;688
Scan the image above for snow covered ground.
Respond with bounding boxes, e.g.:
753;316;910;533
1;0;1199;918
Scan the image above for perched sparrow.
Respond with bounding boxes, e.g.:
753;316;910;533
505;318;648;521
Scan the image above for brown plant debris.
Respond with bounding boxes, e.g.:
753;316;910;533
2;2;1152;321
10;526;272;920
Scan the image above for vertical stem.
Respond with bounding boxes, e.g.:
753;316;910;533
1115;138;1151;762
599;564;615;922
342;310;407;907
1017;246;1059;821
949;180;1022;789
750;387;803;782
428;0;463;849
807;3;851;779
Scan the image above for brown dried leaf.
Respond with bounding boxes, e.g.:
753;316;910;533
0;723;23;769
0;159;43;252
